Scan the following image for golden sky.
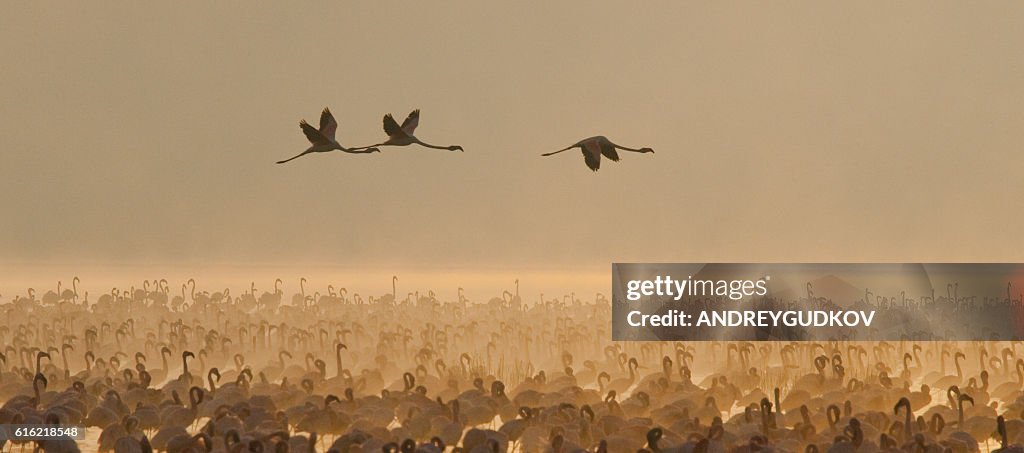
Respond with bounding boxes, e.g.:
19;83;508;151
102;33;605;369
2;2;1023;274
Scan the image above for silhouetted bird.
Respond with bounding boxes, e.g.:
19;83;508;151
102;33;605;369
357;109;464;152
542;136;653;171
277;107;380;164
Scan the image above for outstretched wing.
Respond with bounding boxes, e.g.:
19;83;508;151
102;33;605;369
582;140;602;171
383;113;408;139
319;107;338;140
401;109;420;135
599;141;620;162
300;120;331;145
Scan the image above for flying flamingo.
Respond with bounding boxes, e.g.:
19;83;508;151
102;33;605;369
358;109;464;152
276;107;380;164
541;136;653;171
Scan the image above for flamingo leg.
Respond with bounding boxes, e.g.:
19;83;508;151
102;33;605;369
349;143;388;151
345;147;381;154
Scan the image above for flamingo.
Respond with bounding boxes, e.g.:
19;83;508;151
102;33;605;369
358;109;464;151
277;107;380;164
542;136;653;171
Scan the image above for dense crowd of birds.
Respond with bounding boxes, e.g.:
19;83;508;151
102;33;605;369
1;277;1023;453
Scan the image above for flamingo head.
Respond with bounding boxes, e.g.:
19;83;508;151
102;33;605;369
448;145;464;152
640;147;654;153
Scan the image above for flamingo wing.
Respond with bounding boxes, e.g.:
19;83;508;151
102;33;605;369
300;120;331;146
383;113;408;139
319;108;338;140
582;140;602;171
400;109;420;135
599;140;620;162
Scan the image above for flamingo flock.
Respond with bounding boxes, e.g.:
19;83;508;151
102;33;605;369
276;108;652;171
0;277;1023;452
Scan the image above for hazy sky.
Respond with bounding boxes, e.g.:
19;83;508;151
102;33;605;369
3;2;1023;274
